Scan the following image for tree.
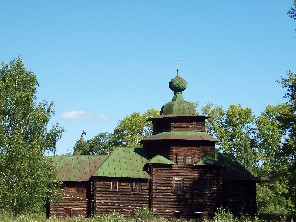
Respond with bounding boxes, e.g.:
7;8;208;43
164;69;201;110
73;109;160;155
277;71;296;210
202;104;257;173
288;0;296;20
113;108;159;148
0;57;64;215
73;132;115;155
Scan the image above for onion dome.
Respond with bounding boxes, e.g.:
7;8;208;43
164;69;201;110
160;70;197;115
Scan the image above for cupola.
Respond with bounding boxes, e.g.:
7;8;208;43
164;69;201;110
160;70;197;115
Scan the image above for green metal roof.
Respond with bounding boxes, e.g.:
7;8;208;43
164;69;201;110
160;73;197;116
93;147;150;179
148;155;175;164
142;131;218;142
50;155;107;182
195;154;256;181
196;155;221;166
216;153;257;181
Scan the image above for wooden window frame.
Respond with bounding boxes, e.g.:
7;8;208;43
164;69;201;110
110;181;118;191
173;178;183;194
176;153;184;165
185;154;194;165
197;180;215;193
131;181;141;192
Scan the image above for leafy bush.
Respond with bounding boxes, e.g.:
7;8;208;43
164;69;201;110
133;206;155;221
210;208;237;222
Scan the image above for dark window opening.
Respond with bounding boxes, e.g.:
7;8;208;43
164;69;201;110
176;153;184;165
110;181;118;191
132;181;141;192
173;178;183;194
197;180;215;193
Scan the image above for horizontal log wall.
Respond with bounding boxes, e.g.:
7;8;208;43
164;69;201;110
151;165;222;219
50;182;89;218
170;146;215;164
152;118;205;134
95;178;149;216
144;140;215;162
171;121;205;132
222;181;257;216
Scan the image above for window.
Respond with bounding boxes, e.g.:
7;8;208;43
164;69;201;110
185;154;194;165
173;178;183;194
176;153;195;165
110;181;118;191
197;180;215;193
176;153;184;165
132;181;141;192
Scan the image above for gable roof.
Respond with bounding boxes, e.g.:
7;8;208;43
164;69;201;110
93;147;150;179
50;155;107;182
148;155;175;164
216;153;257;181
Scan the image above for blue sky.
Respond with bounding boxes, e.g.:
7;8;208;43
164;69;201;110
1;1;296;154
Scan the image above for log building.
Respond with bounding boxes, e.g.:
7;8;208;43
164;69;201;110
49;71;257;219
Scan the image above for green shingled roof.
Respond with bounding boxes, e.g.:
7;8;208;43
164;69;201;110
160;73;197;116
217;153;257;181
93;147;150;179
148;155;175;164
196;155;221;165
50;155;107;182
142;131;218;142
195;153;256;181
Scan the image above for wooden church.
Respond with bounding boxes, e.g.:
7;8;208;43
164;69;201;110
49;71;257;219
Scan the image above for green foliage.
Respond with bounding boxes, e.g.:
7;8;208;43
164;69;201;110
74;109;160;155
133;206;155;221
288;0;296;20
209;208;237;222
277;71;296;210
202;104;257;173
201;72;296;215
73;132;116;156
0;57;64;215
256;184;294;215
113;109;159;148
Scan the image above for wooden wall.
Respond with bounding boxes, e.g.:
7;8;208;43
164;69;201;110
150;164;222;219
94;177;149;216
144;140;216;161
222;181;257;216
152;117;206;134
50;182;90;218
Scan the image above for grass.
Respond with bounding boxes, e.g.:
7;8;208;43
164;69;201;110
0;208;293;222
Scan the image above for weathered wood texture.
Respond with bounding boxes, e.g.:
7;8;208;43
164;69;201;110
222;181;257;216
94;178;149;216
50;182;90;218
144;140;216;161
150;165;222;219
170;146;215;164
152;117;206;134
153;119;205;134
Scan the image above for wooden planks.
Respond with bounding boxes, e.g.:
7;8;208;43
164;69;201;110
94;178;149;216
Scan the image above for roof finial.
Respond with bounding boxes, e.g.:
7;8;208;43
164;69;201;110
176;58;180;76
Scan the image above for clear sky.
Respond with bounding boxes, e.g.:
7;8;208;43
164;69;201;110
1;1;296;155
